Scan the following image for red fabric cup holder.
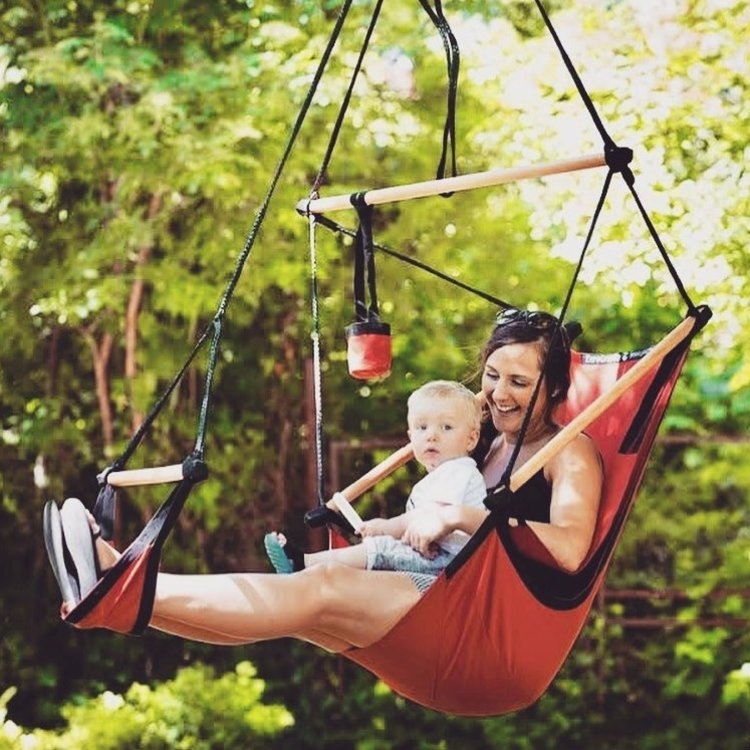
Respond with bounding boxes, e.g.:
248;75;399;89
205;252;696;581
345;321;392;379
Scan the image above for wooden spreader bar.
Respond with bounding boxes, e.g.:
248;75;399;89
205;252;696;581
297;153;607;215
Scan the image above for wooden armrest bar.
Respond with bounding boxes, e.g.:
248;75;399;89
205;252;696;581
297;153;607;215
107;464;184;487
509;317;696;491
328;321;694;505
333;444;414;505
333;394;486;504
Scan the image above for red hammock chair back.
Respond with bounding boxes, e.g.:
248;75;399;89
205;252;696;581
342;312;705;717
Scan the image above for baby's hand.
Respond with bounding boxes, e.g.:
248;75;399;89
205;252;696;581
358;518;396;538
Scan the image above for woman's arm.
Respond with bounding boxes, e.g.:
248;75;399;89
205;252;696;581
523;433;603;572
400;434;602;571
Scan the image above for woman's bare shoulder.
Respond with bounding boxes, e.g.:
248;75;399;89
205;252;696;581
548;431;602;477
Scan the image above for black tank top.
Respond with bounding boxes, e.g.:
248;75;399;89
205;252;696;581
513;468;553;523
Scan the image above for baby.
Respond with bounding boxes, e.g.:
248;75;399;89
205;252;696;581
265;380;487;581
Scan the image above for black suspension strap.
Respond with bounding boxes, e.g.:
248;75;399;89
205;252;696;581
533;0;615;151
315;213;515;310
624;179;697;313
97;0;356;490
93;321;214;538
196;1;359;462
349;193;381;324
492;167;617;496
342;194;392;382
533;0;696;313
418;0;460;183
310;0;386;196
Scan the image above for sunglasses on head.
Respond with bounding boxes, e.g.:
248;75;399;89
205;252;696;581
494;308;561;330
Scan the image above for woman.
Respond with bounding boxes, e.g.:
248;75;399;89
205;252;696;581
52;309;603;651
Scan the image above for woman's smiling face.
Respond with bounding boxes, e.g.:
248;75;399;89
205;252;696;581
481;341;549;441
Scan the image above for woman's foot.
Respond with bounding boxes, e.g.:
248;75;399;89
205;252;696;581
43;498;123;617
263;532;305;574
85;510;120;572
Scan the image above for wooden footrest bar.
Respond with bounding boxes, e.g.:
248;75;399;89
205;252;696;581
107;464;185;488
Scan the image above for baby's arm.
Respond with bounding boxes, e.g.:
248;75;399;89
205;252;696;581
358;514;409;539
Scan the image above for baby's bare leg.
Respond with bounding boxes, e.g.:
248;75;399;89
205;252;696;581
304;543;368;569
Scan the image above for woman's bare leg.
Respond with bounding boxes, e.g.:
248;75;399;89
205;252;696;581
83;515;418;649
149;615;259;645
150;613;352;653
150;563;420;648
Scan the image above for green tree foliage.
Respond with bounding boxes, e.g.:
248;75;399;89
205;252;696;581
0;0;748;746
0;662;292;749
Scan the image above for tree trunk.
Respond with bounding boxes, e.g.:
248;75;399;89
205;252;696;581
125;193;161;434
85;330;115;448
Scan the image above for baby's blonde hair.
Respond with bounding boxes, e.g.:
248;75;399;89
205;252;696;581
407;380;481;431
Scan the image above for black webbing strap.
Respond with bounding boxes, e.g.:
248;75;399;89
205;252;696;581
94;1;356;526
99;323;213;476
533;0;615;151
418;0;460;183
94;325;213;538
315;214;515;310
620;304;712;453
624;178;697;313
349;193;381;323
197;0;356;458
310;0;385;195
496;168;616;490
533;0;697;314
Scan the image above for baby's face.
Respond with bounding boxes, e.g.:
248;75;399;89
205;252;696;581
407;397;478;472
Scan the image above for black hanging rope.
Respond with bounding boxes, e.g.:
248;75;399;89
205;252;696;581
624;180;697;313
493;168;616;493
198;0;358;459
533;0;615;151
99;321;214;478
104;0;357;476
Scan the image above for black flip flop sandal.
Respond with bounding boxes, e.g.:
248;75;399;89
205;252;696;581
60;497;100;597
43;501;80;605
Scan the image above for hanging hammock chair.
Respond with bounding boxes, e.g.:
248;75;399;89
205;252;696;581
336;308;709;716
43;0;713;718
